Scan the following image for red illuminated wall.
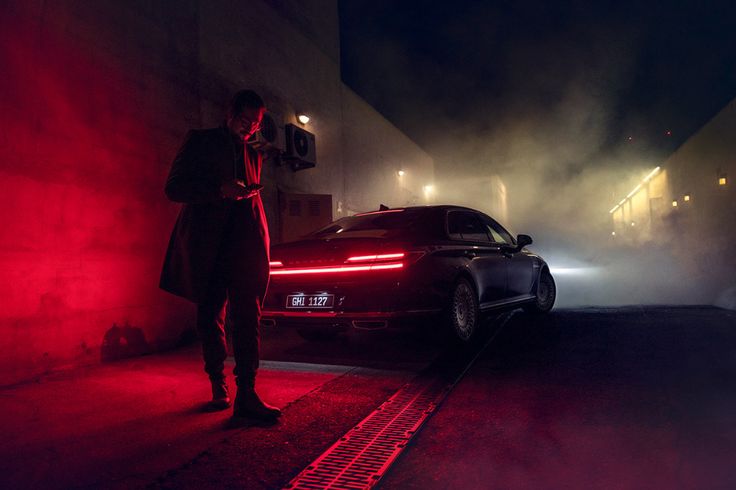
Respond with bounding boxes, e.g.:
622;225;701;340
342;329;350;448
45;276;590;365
0;2;200;384
0;0;434;385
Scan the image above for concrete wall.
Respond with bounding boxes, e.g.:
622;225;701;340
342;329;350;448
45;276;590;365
0;0;433;385
340;87;434;213
657;98;736;302
611;98;736;302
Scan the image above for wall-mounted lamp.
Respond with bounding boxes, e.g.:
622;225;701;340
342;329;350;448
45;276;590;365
397;170;405;177
683;194;691;202
671;200;678;207
719;176;728;186
423;185;434;194
297;114;310;124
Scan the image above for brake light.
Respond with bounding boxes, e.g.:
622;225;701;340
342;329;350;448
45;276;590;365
270;262;403;276
346;253;405;263
269;250;421;276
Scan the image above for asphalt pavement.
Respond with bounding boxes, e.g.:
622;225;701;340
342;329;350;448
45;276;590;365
1;306;734;489
379;306;736;490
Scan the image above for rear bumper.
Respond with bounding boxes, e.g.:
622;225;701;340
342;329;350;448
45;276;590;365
261;266;448;329
260;308;442;329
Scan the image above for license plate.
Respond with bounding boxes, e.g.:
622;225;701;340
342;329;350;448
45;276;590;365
286;294;335;309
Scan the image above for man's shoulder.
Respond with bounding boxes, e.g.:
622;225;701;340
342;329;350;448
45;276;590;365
184;127;229;148
188;127;226;139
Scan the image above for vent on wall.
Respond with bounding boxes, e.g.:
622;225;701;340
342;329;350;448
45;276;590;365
289;200;302;217
309;200;321;216
248;112;285;152
284;123;316;171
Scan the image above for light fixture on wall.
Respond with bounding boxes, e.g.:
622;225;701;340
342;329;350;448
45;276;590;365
672;200;678;207
719;176;727;186
397;170;405;177
684;194;691;202
297;114;310;124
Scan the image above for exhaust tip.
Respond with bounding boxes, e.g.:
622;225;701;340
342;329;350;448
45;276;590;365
352;320;388;330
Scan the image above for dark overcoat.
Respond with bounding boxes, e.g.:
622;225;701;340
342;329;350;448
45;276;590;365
159;126;270;303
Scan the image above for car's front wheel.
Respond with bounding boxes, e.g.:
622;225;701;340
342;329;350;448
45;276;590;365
446;278;480;342
524;270;556;314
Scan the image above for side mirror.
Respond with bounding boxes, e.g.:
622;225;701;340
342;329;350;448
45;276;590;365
516;234;533;249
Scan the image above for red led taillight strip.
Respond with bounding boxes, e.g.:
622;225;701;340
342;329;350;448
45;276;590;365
270;262;403;276
346;253;405;262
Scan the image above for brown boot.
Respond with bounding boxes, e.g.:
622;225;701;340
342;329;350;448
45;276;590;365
233;388;281;420
206;378;231;411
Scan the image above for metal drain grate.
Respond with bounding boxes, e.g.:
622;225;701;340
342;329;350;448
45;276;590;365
284;316;509;490
284;375;450;490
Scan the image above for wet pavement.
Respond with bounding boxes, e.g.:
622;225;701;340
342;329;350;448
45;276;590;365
1;306;735;489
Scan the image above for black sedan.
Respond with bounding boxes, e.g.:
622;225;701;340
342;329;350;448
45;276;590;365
262;205;555;341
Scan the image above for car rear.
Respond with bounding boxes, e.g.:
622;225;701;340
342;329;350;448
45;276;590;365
262;208;443;329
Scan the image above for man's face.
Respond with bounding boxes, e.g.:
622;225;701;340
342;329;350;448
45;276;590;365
227;106;265;140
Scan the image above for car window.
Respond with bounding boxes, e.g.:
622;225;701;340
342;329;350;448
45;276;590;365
481;217;514;245
447;211;490;242
310;208;429;238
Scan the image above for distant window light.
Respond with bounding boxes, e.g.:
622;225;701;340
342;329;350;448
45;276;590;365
719;176;728;186
631;222;636;227
611;231;616;236
684;194;691;202
672;200;678;207
397;170;405;177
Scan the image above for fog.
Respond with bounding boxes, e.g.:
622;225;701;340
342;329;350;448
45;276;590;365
428;91;706;307
340;2;736;308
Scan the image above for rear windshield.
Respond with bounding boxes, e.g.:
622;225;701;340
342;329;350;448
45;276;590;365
310;209;429;237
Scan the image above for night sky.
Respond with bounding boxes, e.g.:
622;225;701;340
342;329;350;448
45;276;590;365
339;1;736;175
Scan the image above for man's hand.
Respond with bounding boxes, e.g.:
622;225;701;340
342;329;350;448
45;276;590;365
220;180;262;200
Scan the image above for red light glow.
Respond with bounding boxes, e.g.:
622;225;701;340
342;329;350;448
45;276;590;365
270;262;403;276
346;253;405;262
269;261;284;267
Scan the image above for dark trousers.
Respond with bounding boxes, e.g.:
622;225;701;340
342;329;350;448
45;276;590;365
196;272;262;388
196;204;269;388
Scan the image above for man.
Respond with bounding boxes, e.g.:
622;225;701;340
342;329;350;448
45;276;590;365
160;90;280;420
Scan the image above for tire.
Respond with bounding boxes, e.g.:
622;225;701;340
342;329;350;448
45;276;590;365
523;270;556;314
445;278;480;342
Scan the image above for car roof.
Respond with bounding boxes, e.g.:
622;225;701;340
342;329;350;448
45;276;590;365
356;205;487;215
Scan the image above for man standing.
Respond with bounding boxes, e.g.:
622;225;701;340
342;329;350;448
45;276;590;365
160;90;280;420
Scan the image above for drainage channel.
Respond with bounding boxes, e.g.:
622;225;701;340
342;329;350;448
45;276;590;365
284;315;510;490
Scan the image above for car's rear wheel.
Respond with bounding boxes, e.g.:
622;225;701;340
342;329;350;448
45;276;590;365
524;270;556;314
446;278;480;342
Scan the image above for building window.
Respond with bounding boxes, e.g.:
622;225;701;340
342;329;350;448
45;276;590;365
719;176;728;186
